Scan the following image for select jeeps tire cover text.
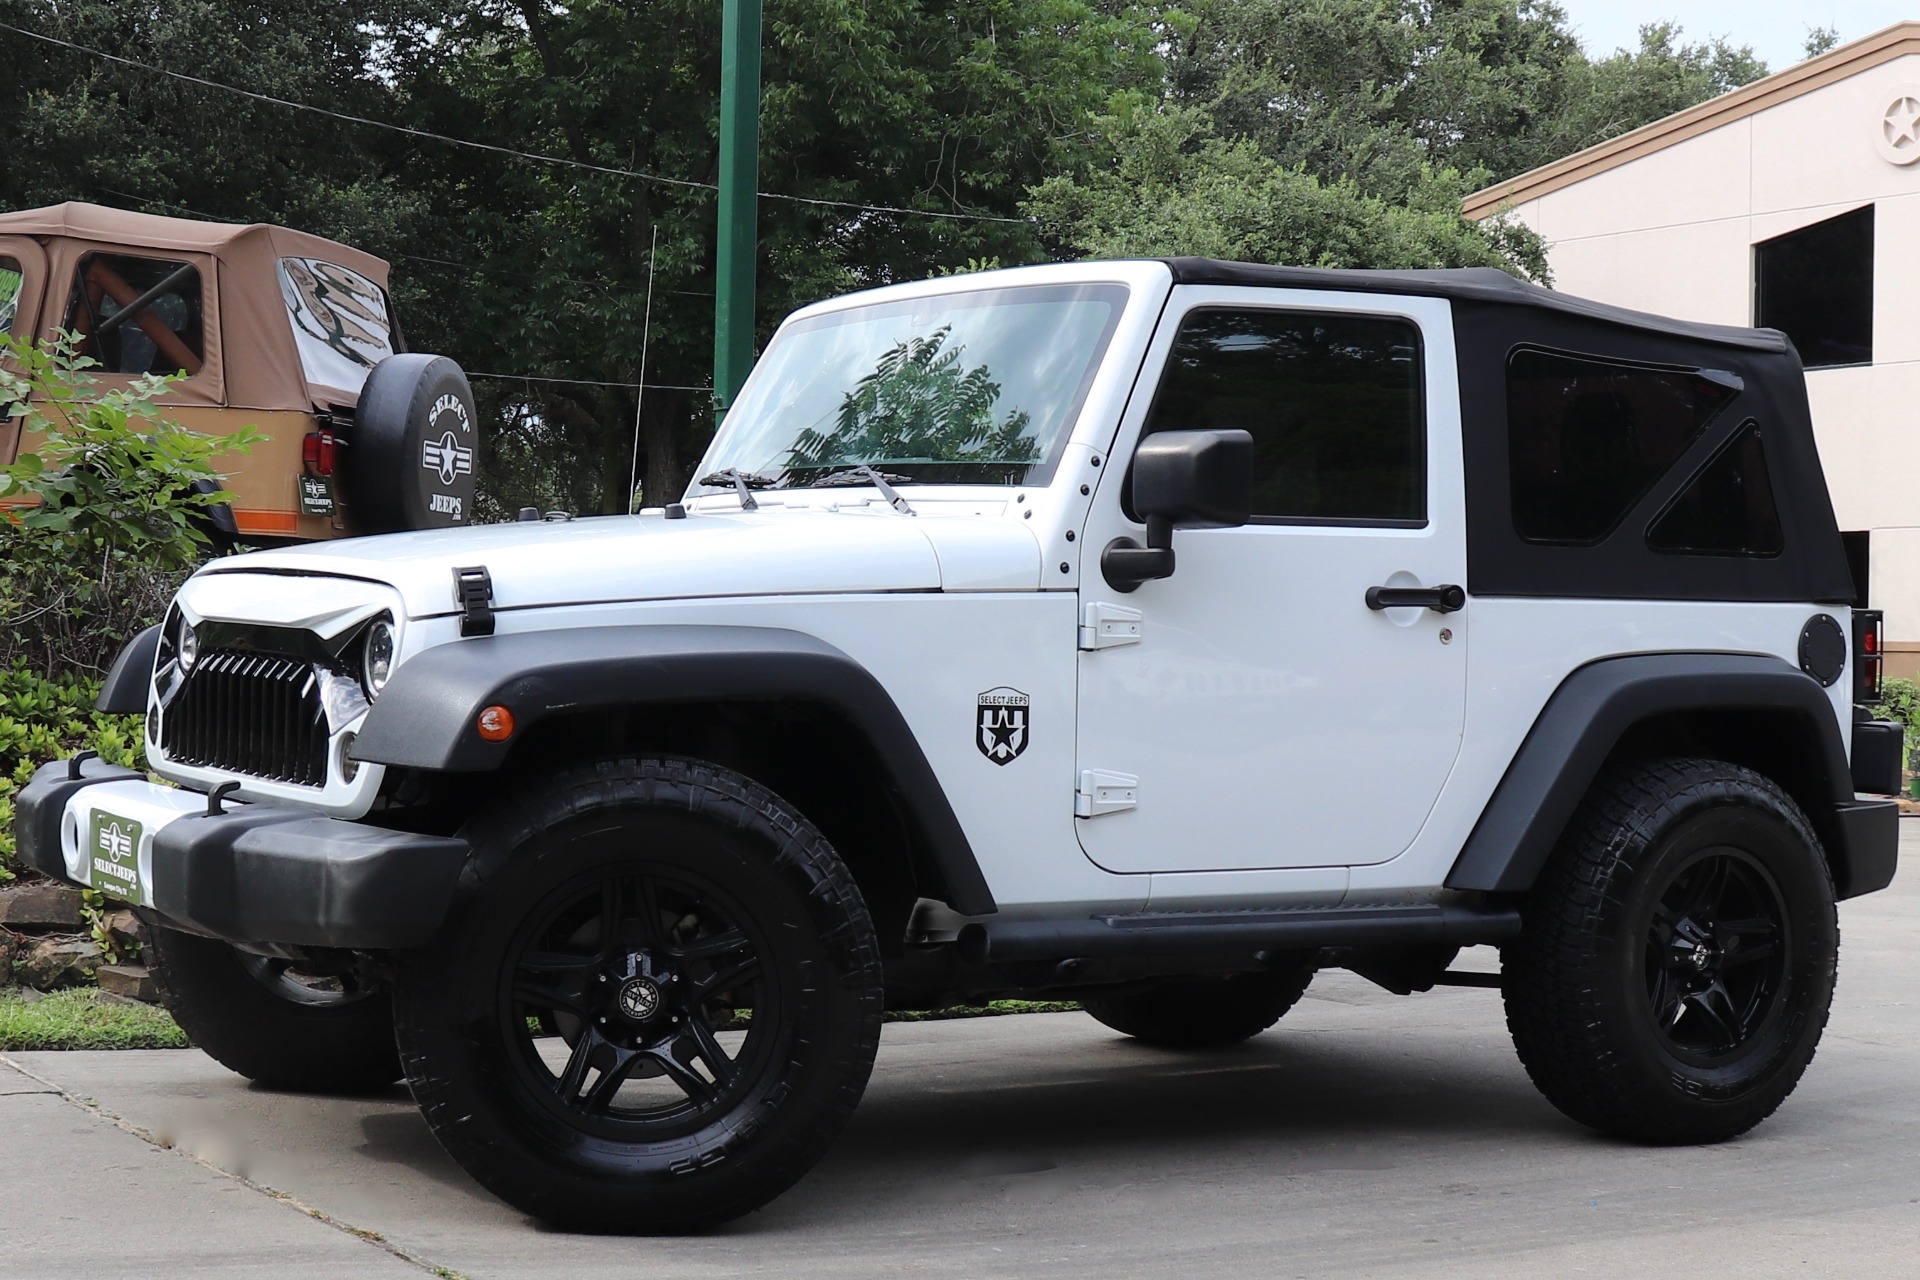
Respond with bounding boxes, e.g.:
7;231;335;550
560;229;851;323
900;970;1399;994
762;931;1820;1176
349;353;479;532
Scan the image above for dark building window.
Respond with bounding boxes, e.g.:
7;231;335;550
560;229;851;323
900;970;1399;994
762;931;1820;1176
1754;205;1874;368
1507;347;1739;545
1140;309;1424;524
1646;422;1783;557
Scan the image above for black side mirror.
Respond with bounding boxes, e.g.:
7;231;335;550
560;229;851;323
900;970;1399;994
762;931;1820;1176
1101;429;1252;592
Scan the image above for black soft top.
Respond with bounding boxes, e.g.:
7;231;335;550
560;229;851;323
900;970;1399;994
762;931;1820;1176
1159;257;1854;606
1163;258;1787;354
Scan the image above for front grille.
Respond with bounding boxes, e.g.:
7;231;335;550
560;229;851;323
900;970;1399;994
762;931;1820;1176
160;649;330;786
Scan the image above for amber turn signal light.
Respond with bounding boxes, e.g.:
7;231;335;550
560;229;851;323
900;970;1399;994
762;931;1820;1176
476;705;515;742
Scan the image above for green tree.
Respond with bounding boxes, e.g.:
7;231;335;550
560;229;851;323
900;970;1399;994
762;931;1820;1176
1160;1;1767;198
1551;23;1769;158
381;0;1168;512
1026;105;1550;278
786;328;1037;473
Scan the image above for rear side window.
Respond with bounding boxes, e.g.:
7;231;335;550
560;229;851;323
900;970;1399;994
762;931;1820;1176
0;256;22;334
1507;348;1739;545
64;253;205;377
1646;422;1783;557
1140;309;1424;524
280;257;396;392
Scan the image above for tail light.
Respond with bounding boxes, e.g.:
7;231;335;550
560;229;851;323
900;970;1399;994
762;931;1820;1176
1853;609;1884;704
301;429;337;477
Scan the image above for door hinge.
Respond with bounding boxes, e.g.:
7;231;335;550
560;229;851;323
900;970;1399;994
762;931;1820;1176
1079;602;1143;650
1076;769;1139;817
452;565;496;637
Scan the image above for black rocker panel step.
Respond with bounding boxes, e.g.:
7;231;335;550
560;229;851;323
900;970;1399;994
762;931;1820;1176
960;902;1521;963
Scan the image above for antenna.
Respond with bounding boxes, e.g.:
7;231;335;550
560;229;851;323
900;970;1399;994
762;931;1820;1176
628;223;660;512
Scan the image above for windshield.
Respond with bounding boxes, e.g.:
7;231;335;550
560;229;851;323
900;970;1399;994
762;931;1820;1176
700;282;1128;488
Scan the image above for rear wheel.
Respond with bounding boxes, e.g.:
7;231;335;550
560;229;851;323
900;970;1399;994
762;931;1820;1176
145;925;400;1093
1080;960;1316;1048
1503;758;1838;1143
392;756;883;1233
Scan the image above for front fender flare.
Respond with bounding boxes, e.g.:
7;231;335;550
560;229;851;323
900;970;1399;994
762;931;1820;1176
352;625;996;914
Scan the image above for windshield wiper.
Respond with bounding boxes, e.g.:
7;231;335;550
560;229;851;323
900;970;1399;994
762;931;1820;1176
696;467;774;511
812;466;915;515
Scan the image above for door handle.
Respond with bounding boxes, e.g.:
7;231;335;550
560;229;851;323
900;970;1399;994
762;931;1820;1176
1365;584;1465;614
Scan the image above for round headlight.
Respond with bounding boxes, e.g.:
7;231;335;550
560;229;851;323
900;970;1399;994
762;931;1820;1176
362;620;396;698
175;617;199;673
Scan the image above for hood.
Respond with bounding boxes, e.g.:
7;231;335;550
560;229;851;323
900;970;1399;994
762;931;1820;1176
198;507;1043;618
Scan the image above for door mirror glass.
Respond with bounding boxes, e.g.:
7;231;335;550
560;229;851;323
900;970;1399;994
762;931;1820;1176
1132;428;1253;529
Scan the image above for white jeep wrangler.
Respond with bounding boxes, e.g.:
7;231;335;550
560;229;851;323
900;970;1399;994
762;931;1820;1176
16;258;1903;1233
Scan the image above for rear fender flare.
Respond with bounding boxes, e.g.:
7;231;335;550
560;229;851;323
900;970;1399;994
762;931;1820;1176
1446;653;1864;896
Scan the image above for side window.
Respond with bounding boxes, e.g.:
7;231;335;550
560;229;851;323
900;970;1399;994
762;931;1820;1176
1139;309;1424;524
1646;422;1783;557
1507;348;1739;545
64;253;205;377
0;256;22;335
280;257;397;392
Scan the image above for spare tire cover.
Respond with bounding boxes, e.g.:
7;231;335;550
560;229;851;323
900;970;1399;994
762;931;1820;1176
348;353;479;532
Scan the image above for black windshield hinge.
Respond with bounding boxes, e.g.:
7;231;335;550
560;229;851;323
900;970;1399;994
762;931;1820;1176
453;565;496;637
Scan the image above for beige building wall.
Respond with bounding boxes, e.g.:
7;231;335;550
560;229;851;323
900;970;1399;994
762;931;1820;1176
1480;40;1920;668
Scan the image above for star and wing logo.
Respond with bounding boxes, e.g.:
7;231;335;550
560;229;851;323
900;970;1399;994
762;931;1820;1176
421;432;475;486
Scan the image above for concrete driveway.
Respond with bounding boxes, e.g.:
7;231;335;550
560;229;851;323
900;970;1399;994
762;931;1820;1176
5;828;1918;1280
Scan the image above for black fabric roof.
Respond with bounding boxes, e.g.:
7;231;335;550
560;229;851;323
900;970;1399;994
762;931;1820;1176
1161;257;1787;354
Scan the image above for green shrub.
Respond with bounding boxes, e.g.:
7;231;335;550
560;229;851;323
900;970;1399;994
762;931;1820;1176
1872;676;1920;760
0;332;259;678
0;665;144;882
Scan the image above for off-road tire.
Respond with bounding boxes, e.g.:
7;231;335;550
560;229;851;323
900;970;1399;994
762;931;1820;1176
391;756;884;1234
1080;960;1316;1048
145;925;401;1093
1503;757;1838;1143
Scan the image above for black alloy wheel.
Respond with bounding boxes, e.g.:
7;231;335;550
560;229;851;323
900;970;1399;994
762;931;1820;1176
1643;851;1790;1064
505;867;775;1139
1504;757;1838;1144
393;756;883;1233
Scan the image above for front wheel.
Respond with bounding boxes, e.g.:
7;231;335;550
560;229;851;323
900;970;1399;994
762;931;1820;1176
1503;758;1838;1143
145;925;401;1093
392;757;883;1233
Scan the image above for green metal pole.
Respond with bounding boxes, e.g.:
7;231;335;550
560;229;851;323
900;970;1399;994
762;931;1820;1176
713;0;762;418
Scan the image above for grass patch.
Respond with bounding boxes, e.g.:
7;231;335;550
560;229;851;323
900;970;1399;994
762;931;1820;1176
884;999;1080;1023
0;987;188;1050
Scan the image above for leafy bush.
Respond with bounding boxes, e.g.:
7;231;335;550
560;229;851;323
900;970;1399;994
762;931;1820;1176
0;332;258;678
1872;676;1920;757
0;665;143;881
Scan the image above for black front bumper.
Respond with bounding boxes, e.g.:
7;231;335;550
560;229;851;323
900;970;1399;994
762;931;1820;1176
12;758;469;949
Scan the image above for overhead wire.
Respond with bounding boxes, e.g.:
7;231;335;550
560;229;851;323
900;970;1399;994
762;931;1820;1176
1;20;1027;225
84;186;711;398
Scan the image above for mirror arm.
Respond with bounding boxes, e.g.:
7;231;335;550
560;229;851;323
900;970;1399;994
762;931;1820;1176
1100;515;1175;593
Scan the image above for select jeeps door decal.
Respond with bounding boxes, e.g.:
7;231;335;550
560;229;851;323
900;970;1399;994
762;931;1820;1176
976;687;1030;765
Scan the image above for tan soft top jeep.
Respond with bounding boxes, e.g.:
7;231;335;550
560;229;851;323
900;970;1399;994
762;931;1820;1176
0;201;477;543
